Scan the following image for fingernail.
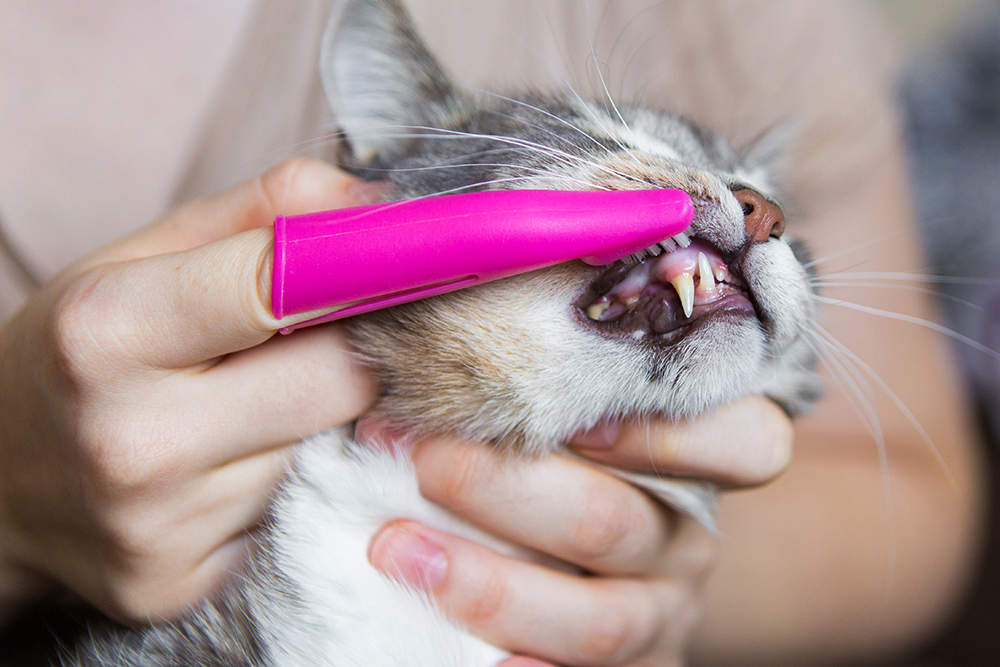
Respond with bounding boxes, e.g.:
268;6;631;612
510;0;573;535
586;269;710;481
369;523;447;590
348;180;390;205
571;420;621;449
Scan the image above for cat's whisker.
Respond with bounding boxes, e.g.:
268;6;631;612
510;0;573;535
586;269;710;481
349;160;601;188
579;0;638;147
804;335;884;451
471;87;616;155
815;295;1000;363
339;174;609;223
477;107;629;175
537;47;633;154
815;271;1000;287
803;233;899;269
803;334;897;539
332;123;590;167
808;281;984;311
340;123;640;184
404;125;631;179
812;325;955;487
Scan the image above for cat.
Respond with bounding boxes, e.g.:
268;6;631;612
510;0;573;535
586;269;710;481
63;0;820;664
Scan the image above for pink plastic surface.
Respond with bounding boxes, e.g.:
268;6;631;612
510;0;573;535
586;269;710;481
273;188;693;332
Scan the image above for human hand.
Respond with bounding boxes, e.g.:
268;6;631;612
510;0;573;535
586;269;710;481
367;396;792;666
0;159;379;625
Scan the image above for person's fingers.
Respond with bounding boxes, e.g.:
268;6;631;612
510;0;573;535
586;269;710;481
100;533;254;624
369;521;699;667
105;158;373;261
570;395;793;487
50;448;289;623
179;324;378;467
410;438;676;576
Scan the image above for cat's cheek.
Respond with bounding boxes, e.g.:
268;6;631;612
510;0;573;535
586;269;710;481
740;241;815;351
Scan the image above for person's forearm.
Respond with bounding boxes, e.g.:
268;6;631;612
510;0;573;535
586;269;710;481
691;426;985;665
690;146;987;665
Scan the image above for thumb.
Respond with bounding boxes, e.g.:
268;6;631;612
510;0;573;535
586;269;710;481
67;160;384;369
103;158;378;263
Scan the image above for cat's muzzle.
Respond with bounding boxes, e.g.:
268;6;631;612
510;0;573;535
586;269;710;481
575;236;755;342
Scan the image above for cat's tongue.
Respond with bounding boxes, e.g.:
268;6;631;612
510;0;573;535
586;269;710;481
585;239;740;323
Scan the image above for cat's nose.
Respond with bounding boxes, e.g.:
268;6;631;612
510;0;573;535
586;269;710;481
733;188;785;242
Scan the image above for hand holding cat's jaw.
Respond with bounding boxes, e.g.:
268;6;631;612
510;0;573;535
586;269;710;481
0;159;379;623
569;395;793;488
370;436;710;666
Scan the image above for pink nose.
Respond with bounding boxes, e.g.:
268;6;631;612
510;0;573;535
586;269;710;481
733;188;785;243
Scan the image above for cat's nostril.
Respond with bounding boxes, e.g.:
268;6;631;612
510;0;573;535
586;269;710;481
733;188;785;242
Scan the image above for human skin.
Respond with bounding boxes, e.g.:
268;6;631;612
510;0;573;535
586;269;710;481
367;396;792;667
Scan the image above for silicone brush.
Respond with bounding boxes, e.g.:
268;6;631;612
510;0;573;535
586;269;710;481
272;188;694;333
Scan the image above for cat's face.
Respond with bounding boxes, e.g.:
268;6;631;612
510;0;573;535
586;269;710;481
322;0;820;452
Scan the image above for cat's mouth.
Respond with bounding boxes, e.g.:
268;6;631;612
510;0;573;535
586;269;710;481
574;236;756;342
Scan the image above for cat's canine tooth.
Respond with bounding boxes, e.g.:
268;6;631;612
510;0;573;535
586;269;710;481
670;272;695;317
587;299;610;320
673;232;692;248
698;252;715;290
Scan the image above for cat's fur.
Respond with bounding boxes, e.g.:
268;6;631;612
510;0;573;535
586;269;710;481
63;0;820;664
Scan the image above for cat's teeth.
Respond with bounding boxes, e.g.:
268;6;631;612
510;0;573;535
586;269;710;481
698;252;715;291
670;272;695;317
714;266;727;283
587;299;610;320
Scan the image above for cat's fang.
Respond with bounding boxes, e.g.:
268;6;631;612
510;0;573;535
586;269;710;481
670;272;695;317
698;252;715;291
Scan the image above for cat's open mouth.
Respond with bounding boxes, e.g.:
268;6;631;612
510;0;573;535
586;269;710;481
574;236;756;341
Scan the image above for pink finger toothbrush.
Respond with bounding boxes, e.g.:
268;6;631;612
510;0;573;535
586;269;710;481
272;189;694;333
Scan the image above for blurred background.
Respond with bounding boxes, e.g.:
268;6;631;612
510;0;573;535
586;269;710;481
877;0;979;48
886;1;1000;665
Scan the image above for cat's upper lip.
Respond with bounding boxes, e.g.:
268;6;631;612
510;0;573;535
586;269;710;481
573;236;755;341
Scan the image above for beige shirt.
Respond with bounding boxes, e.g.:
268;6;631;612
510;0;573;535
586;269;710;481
0;0;896;321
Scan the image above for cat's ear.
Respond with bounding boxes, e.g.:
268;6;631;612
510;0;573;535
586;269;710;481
320;0;463;170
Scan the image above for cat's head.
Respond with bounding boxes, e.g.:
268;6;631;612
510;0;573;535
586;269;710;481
321;0;821;453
